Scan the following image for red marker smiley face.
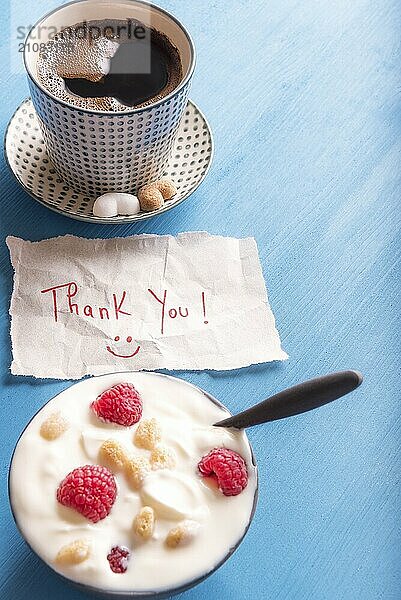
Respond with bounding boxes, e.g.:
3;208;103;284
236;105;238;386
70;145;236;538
106;336;141;359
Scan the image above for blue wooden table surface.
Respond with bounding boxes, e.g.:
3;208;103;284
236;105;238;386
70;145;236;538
1;1;400;598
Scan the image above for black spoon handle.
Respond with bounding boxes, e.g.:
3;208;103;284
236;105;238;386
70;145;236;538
214;370;363;429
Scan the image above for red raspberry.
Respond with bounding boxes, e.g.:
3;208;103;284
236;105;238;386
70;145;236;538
56;465;117;523
91;383;143;426
107;546;131;573
197;448;248;496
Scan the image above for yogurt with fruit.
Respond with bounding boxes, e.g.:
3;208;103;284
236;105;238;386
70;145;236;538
9;373;257;594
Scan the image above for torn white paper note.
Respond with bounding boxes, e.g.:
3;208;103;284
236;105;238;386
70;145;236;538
7;233;287;379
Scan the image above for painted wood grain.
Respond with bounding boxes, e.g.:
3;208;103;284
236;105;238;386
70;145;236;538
0;0;400;598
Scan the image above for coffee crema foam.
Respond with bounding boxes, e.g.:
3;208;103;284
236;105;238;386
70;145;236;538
36;21;183;112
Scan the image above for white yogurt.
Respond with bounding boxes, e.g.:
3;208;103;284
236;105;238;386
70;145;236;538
9;373;257;594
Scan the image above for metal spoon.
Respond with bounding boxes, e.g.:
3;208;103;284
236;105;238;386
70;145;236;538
214;370;363;429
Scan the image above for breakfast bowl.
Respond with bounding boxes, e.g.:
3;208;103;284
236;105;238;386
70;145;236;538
9;372;258;598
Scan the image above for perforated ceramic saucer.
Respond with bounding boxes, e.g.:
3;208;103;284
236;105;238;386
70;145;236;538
4;98;213;223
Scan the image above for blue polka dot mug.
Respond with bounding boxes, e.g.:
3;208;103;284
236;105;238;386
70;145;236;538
23;0;195;197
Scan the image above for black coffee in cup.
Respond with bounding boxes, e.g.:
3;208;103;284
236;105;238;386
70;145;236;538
37;19;183;112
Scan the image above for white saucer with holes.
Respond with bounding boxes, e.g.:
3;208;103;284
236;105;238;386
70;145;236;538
4;98;213;224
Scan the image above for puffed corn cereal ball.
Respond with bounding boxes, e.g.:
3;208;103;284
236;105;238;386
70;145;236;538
55;539;91;565
150;445;176;470
134;418;161;450
99;439;128;471
165;521;199;549
40;412;68;440
133;506;155;540
125;456;150;490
